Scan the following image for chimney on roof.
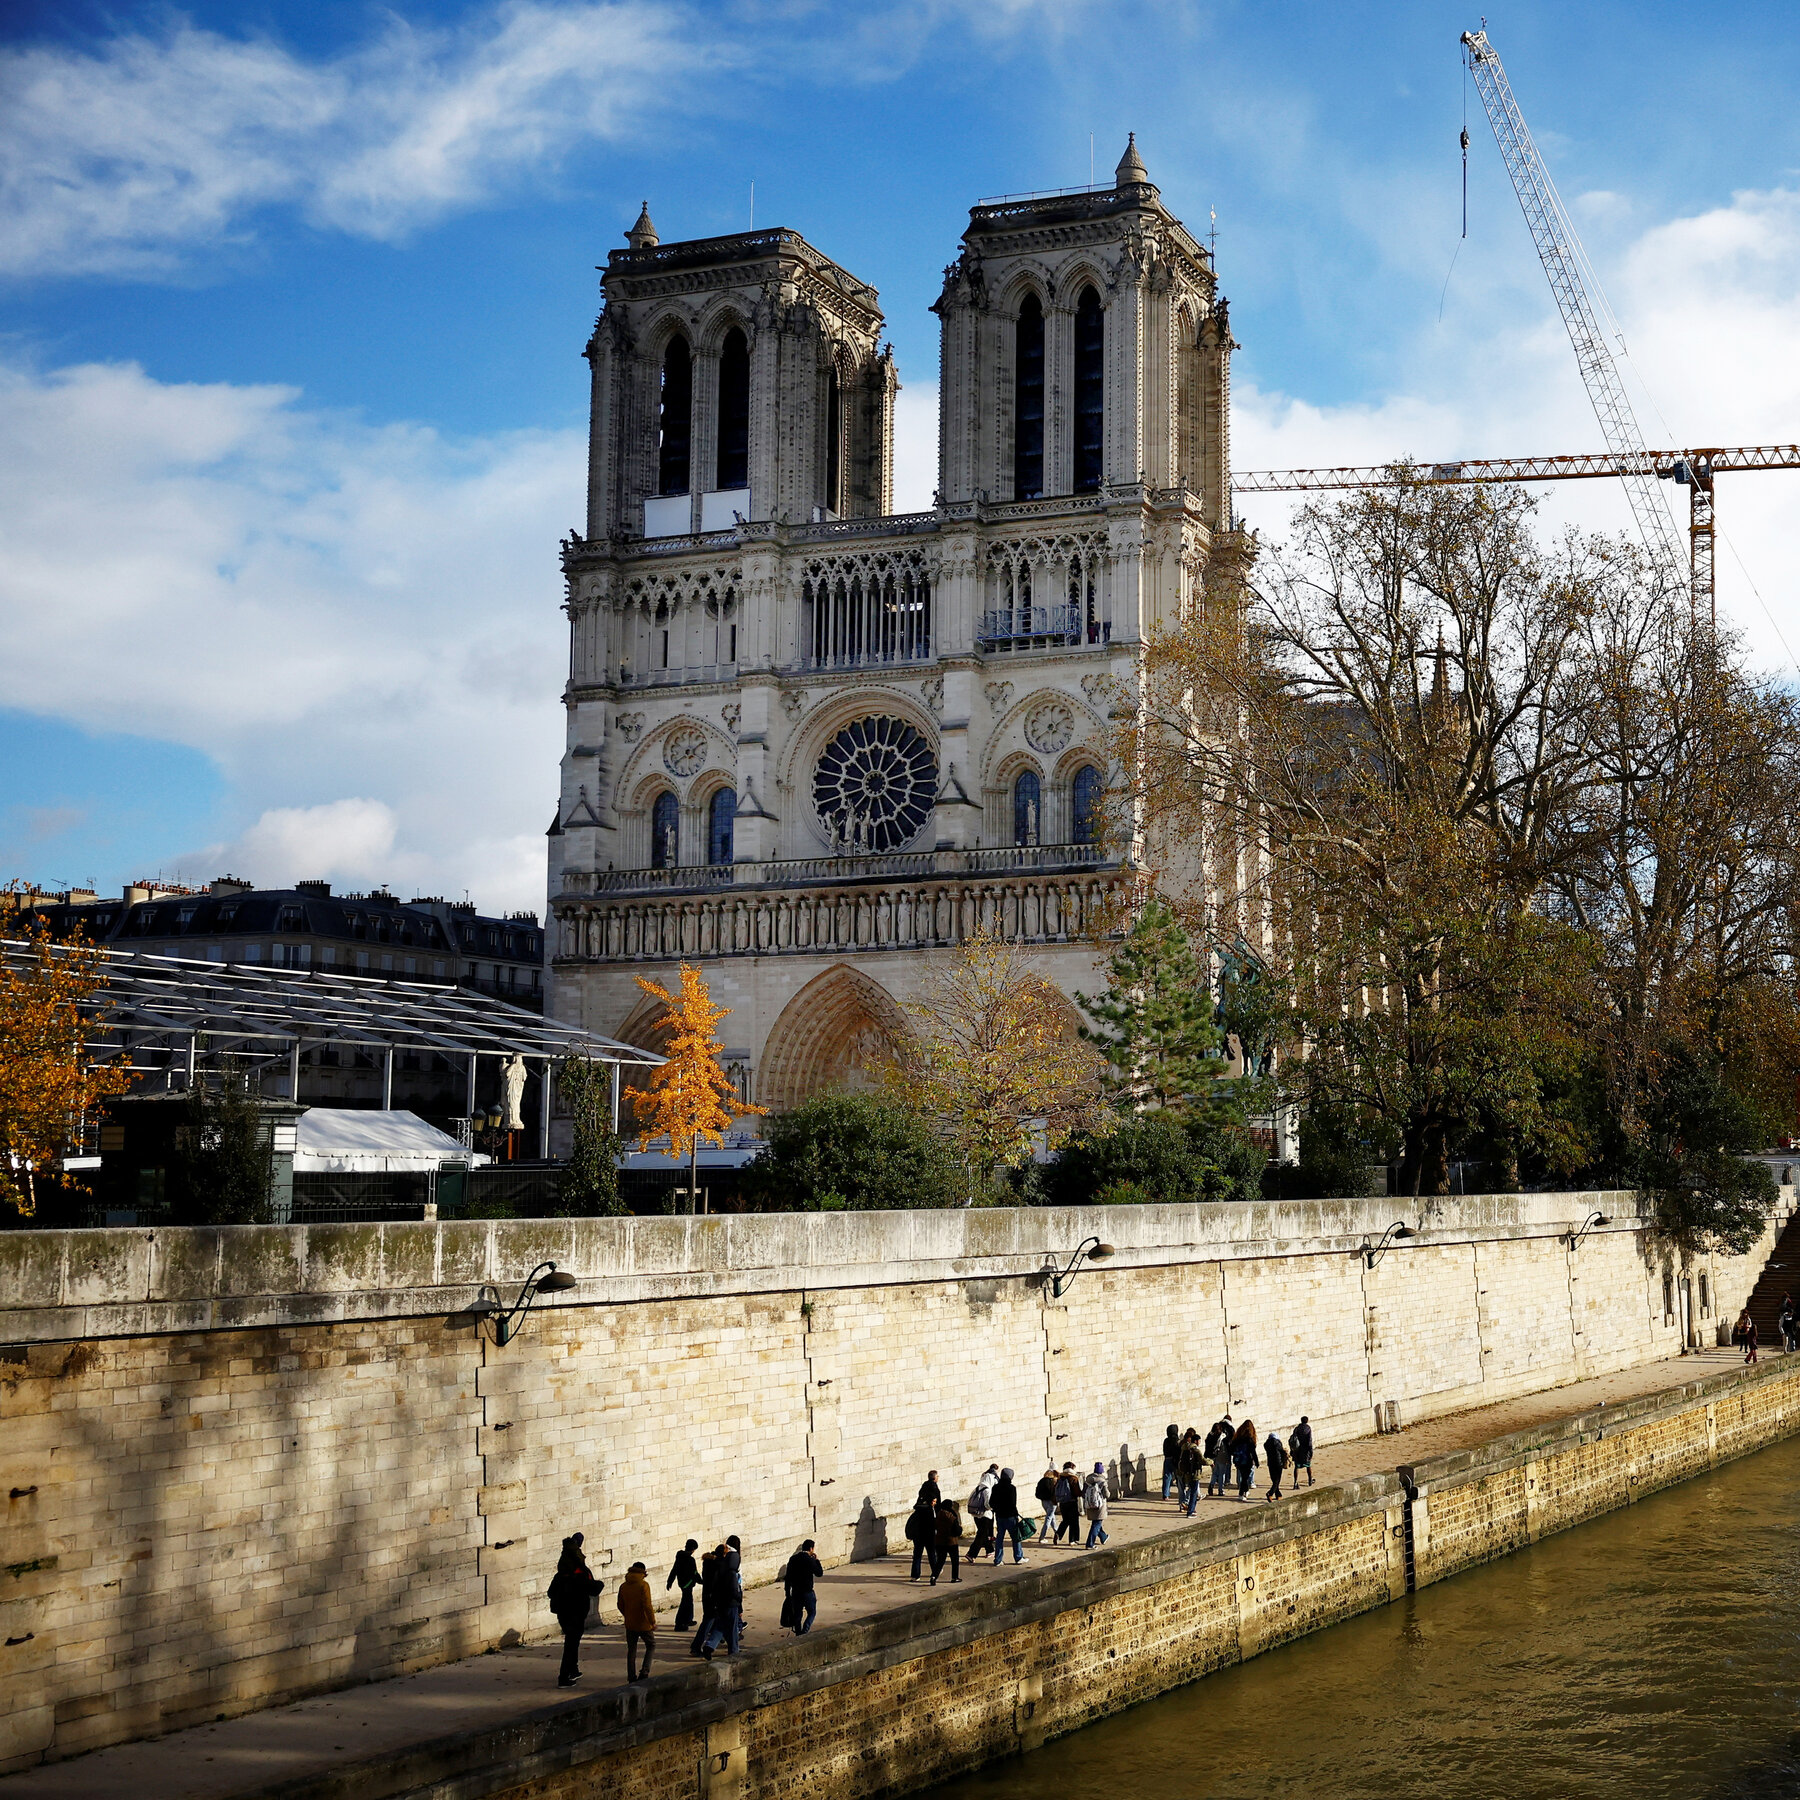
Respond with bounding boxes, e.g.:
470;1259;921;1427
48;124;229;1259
295;880;331;897
209;876;253;895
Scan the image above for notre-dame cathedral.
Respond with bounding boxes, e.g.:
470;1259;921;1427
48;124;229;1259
547;137;1233;1112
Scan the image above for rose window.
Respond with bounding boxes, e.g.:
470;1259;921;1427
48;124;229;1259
811;716;938;853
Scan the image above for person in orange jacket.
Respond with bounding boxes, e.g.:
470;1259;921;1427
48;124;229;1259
618;1561;657;1683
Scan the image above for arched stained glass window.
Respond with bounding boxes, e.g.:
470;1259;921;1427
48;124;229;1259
658;337;692;496
824;363;843;516
716;328;749;491
1071;764;1103;845
1013;769;1041;847
1073;286;1104;493
1014;294;1045;500
708;788;736;866
651;791;679;868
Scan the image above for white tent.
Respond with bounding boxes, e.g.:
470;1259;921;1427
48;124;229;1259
293;1109;481;1174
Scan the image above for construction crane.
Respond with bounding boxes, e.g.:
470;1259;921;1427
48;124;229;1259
1459;26;1689;595
1232;446;1800;626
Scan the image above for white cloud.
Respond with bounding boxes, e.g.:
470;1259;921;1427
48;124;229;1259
0;356;577;912
0;4;711;277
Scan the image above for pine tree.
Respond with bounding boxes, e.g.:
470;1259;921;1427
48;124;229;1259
555;1054;626;1216
1076;898;1223;1112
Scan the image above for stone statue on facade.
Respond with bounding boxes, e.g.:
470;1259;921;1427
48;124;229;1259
501;1054;527;1132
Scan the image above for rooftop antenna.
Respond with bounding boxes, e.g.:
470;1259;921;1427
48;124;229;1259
749;180;754;230
1208;207;1217;258
1089;134;1094;187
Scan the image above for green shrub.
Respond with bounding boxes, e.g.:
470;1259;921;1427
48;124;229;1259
740;1094;962;1211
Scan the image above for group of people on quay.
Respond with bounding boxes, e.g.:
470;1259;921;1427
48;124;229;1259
547;1414;1319;1686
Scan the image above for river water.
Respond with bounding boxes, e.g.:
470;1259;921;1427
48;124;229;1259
929;1433;1800;1800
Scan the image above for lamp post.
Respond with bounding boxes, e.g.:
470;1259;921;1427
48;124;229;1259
468;1262;578;1346
1567;1211;1611;1251
1362;1222;1415;1269
1049;1237;1116;1299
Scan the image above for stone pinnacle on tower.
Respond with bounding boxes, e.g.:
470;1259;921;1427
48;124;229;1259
1115;132;1151;189
625;201;659;249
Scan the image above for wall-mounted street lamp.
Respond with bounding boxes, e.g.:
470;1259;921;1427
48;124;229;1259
1049;1237;1116;1299
1362;1222;1415;1269
1567;1211;1611;1251
468;1262;578;1345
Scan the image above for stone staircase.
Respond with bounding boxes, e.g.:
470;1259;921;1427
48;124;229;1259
1739;1206;1800;1347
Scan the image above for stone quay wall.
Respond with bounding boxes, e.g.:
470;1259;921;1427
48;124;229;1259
0;1192;1788;1773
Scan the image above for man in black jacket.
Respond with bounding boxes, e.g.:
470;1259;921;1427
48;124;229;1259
665;1538;700;1633
1204;1414;1234;1499
783;1539;823;1635
990;1467;1027;1565
905;1496;936;1581
1176;1428;1206;1515
547;1533;604;1687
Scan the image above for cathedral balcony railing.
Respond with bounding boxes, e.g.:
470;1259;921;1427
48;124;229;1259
616;661;738;689
798;645;935;674
561;842;1115;898
978;606;1111;651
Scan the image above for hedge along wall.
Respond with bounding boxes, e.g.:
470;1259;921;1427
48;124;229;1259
0;1192;1789;1772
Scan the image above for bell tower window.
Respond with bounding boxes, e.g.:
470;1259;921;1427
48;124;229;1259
824;363;843;517
1014;294;1044;500
657;337;692;496
716;328;749;491
1073;286;1104;493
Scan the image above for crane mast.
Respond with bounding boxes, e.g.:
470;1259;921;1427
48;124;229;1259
1461;28;1689;596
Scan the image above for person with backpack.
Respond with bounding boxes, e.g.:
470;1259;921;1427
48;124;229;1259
1160;1424;1182;1500
665;1538;700;1633
1204;1414;1234;1500
1034;1466;1059;1542
781;1539;823;1635
547;1533;603;1687
990;1466;1027;1565
1082;1462;1110;1547
906;1494;937;1581
1176;1428;1205;1516
1054;1462;1082;1544
617;1561;657;1682
931;1497;965;1584
1263;1429;1290;1502
1780;1295;1798;1353
968;1464;998;1557
1288;1416;1315;1487
1231;1420;1260;1500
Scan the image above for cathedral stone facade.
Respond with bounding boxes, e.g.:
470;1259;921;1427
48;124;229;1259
547;139;1233;1112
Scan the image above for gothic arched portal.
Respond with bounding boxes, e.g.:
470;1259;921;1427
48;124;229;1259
758;965;911;1115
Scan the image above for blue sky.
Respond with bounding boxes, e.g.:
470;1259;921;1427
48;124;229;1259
3;1;1798;911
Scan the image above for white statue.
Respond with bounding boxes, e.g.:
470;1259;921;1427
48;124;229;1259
501;1054;527;1131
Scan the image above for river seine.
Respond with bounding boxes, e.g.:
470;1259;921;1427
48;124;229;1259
929;1430;1800;1800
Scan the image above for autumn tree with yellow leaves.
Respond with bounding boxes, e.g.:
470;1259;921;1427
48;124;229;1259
631;964;764;1214
0;913;130;1219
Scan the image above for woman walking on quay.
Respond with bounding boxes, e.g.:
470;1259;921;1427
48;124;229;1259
1055;1463;1082;1544
548;1533;604;1688
618;1561;657;1683
1231;1420;1260;1501
1035;1466;1058;1542
1177;1428;1205;1515
991;1467;1027;1564
1263;1430;1290;1502
666;1538;700;1634
1160;1424;1182;1500
1205;1414;1234;1499
1082;1463;1110;1548
931;1497;964;1584
1289;1416;1315;1487
968;1464;998;1558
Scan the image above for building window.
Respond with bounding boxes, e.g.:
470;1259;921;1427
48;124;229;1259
1074;285;1104;492
716;327;750;491
658;336;692;496
1014;294;1045;500
824;363;842;516
1013;769;1041;847
708;788;737;865
1071;764;1103;845
651;790;680;868
245;943;262;962
1699;1271;1710;1316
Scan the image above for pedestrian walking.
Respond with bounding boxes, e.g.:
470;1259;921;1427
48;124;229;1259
968;1464;998;1557
665;1538;700;1634
1231;1420;1260;1501
1034;1466;1058;1542
618;1561;657;1682
698;1541;741;1659
1176;1428;1205;1515
1082;1462;1110;1548
991;1466;1027;1565
781;1539;822;1636
1264;1431;1290;1502
547;1533;603;1688
1780;1294;1798;1353
917;1469;942;1507
931;1497;964;1584
1054;1462;1082;1544
1160;1424;1182;1501
905;1493;936;1581
689;1545;719;1657
1288;1416;1315;1487
1205;1414;1234;1499
1736;1309;1759;1364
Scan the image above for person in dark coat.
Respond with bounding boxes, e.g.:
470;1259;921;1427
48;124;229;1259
930;1498;964;1585
990;1466;1026;1564
1034;1467;1059;1541
917;1470;942;1507
697;1542;741;1659
905;1495;936;1581
1231;1420;1259;1501
1264;1430;1290;1502
1780;1295;1798;1353
1204;1414;1234;1498
782;1539;823;1635
666;1538;700;1634
689;1547;719;1657
1054;1463;1082;1544
547;1533;603;1687
1177;1428;1205;1515
1289;1416;1315;1487
1160;1425;1182;1500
